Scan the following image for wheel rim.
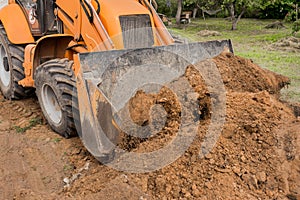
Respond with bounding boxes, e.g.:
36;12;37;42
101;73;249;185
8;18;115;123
0;45;10;87
41;84;62;125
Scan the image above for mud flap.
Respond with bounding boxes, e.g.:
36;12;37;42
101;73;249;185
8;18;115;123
76;40;233;161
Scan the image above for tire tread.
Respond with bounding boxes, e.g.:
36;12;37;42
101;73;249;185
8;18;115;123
35;59;79;138
0;25;33;99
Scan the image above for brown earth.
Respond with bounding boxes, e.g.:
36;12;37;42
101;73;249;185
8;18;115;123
0;53;299;199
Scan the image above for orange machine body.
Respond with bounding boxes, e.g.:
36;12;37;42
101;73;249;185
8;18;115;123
0;0;174;87
0;4;34;44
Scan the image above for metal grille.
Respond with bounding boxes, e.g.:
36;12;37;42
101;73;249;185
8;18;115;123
119;15;154;49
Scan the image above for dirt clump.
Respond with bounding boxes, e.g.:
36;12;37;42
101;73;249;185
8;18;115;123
265;21;286;29
289;102;300;117
198;30;221;37
213;52;290;94
0;53;299;199
270;36;300;52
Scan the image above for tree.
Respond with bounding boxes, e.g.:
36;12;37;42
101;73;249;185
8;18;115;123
183;0;224;20
222;0;296;30
257;0;294;19
156;0;178;16
176;0;183;24
163;0;224;24
197;0;223;20
159;0;295;29
222;0;249;30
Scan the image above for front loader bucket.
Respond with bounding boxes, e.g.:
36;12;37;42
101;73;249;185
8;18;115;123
75;40;233;164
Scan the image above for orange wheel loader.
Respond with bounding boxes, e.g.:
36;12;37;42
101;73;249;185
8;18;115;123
0;0;233;162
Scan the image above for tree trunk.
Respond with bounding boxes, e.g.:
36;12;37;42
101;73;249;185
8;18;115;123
193;8;198;18
229;3;235;21
231;19;238;30
176;0;182;25
296;4;298;21
231;6;246;30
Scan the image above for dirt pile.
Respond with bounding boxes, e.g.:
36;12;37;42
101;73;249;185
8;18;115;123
64;53;298;199
127;92;298;199
213;53;290;94
270;36;300;52
265;21;286;29
0;53;299;199
198;30;221;37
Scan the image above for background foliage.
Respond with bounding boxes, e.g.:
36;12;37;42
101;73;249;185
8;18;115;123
157;0;299;21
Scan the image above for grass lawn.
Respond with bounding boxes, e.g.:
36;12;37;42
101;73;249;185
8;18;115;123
168;18;300;103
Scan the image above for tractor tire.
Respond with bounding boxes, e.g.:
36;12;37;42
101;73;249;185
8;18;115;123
0;25;33;99
35;59;79;138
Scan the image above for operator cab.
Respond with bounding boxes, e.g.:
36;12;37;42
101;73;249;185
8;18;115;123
17;0;61;36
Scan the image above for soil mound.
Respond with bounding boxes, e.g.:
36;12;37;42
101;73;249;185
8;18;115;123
213;53;290;94
120;53;290;151
270;36;300;52
198;30;221;37
113;53;297;199
265;21;286;29
126;91;296;199
68;53;297;199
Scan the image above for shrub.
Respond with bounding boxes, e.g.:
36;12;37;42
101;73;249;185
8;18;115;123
292;20;300;34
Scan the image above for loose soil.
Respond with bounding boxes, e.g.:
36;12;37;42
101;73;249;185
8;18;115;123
265;21;286;29
197;30;222;37
0;53;299;199
270;36;300;53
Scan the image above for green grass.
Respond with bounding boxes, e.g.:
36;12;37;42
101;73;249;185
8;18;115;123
63;164;74;171
14;117;42;133
52;138;62;143
168;18;300;102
